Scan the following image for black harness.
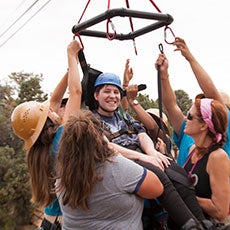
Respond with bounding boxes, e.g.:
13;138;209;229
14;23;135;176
100;107;139;142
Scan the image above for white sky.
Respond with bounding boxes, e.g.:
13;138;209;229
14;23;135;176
0;0;229;100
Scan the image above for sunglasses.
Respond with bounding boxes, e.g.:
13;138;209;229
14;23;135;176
187;112;199;121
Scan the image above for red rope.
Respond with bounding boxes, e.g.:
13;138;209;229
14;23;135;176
78;0;91;24
76;0;92;50
125;0;137;55
149;0;162;13
148;0;176;44
107;0;111;9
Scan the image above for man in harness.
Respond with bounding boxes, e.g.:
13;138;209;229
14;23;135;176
93;74;145;153
90;72;215;230
92;72;167;161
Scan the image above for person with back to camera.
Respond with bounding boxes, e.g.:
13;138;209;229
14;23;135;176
10;39;82;229
90;71;216;229
55;109;164;230
155;41;230;228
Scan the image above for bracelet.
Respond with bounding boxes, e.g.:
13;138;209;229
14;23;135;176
132;99;139;106
161;75;169;80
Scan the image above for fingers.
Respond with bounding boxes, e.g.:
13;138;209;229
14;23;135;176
69;40;82;51
155;53;167;69
172;37;186;51
125;58;130;68
126;84;138;101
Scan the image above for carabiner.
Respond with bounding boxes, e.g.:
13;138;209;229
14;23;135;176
164;26;176;45
106;19;117;40
73;33;84;50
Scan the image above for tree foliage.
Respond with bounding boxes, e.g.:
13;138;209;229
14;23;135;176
0;147;32;229
127;93;158;117
0;72;48;229
175;89;193;115
8;71;48;104
137;93;158;110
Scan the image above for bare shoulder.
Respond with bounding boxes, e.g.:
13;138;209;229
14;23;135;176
209;148;228;161
208;148;229;172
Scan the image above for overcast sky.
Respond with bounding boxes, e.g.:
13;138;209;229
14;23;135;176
0;0;229;100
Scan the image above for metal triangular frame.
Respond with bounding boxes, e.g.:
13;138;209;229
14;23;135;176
72;8;173;40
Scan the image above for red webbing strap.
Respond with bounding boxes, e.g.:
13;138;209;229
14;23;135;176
78;0;91;24
149;0;162;13
107;0;111;9
125;0;138;55
75;0;92;49
148;0;176;44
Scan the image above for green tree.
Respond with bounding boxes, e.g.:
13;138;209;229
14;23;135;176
8;72;48;104
127;93;158;117
175;89;193;115
0;82;23;154
137;93;158;110
0;147;32;229
0;72;48;229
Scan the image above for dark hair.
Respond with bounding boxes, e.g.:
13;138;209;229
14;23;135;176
56;109;115;210
27;117;59;207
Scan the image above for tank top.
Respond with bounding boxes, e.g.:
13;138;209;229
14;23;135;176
183;146;219;198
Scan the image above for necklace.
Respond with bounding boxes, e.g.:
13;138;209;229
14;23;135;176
183;148;203;186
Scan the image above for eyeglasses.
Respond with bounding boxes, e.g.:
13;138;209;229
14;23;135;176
186;112;199;121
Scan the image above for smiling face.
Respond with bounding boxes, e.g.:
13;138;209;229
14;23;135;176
94;84;121;116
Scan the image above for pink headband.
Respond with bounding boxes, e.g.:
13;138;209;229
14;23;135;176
200;98;222;143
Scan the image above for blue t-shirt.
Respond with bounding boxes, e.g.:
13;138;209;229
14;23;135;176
44;126;63;216
174;109;230;166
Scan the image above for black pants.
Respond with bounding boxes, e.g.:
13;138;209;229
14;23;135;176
135;159;205;228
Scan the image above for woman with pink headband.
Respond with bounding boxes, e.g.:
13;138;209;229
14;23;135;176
183;98;230;225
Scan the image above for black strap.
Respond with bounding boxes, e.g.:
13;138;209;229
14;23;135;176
165;168;194;190
157;44;173;159
109;126;137;140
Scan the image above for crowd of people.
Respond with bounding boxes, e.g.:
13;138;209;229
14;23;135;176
10;37;230;230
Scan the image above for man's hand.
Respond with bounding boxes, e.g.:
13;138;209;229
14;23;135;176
123;59;133;87
126;84;138;104
139;152;171;171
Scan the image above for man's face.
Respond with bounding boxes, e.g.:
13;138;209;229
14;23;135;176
94;84;121;116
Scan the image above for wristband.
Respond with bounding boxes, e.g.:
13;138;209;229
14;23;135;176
132;99;139;106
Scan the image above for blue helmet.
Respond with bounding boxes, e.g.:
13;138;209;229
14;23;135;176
94;73;122;91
